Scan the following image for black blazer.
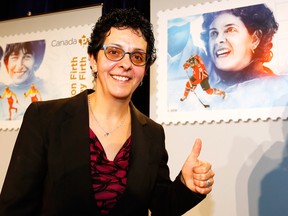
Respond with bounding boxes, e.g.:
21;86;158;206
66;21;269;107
0;89;205;216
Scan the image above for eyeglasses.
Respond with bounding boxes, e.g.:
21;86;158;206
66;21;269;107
101;44;149;66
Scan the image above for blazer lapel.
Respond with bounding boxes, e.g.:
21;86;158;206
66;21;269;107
59;90;97;212
110;103;154;215
127;103;151;194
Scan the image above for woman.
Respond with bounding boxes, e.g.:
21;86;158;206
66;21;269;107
201;4;279;88
3;40;46;86
0;8;215;215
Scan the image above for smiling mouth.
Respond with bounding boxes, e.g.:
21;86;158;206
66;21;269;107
112;75;130;81
216;48;230;57
12;71;26;77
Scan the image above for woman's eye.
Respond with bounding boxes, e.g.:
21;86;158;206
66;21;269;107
133;54;142;61
209;30;218;39
132;53;146;62
107;47;122;56
225;26;237;34
24;54;33;60
109;49;119;55
10;55;18;61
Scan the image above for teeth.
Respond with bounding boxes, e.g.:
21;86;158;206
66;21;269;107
112;75;129;81
216;48;229;56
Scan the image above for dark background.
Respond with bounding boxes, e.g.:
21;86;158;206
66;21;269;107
0;0;150;116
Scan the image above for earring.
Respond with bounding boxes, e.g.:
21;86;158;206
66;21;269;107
251;44;258;54
90;64;97;71
93;71;98;79
139;80;143;87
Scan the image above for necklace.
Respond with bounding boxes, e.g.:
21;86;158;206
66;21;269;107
88;97;129;137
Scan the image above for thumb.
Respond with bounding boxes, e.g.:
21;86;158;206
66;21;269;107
186;138;202;164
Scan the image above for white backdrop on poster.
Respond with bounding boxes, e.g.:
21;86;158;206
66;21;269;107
155;0;288;124
0;5;102;129
151;0;288;215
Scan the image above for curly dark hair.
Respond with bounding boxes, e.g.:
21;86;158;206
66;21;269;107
87;8;156;71
201;4;278;63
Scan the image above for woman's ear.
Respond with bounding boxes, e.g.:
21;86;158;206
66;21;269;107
251;30;262;52
89;55;97;72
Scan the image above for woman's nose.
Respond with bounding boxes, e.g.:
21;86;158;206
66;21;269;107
119;53;132;70
215;32;227;44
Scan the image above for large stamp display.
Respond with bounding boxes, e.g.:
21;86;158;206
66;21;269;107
0;6;101;129
156;0;288;124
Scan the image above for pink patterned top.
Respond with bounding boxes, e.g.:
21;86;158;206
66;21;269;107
89;128;131;215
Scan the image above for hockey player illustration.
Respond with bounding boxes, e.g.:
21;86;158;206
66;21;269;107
180;54;226;106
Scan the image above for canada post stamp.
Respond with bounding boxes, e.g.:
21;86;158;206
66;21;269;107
156;0;288;124
0;25;94;129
